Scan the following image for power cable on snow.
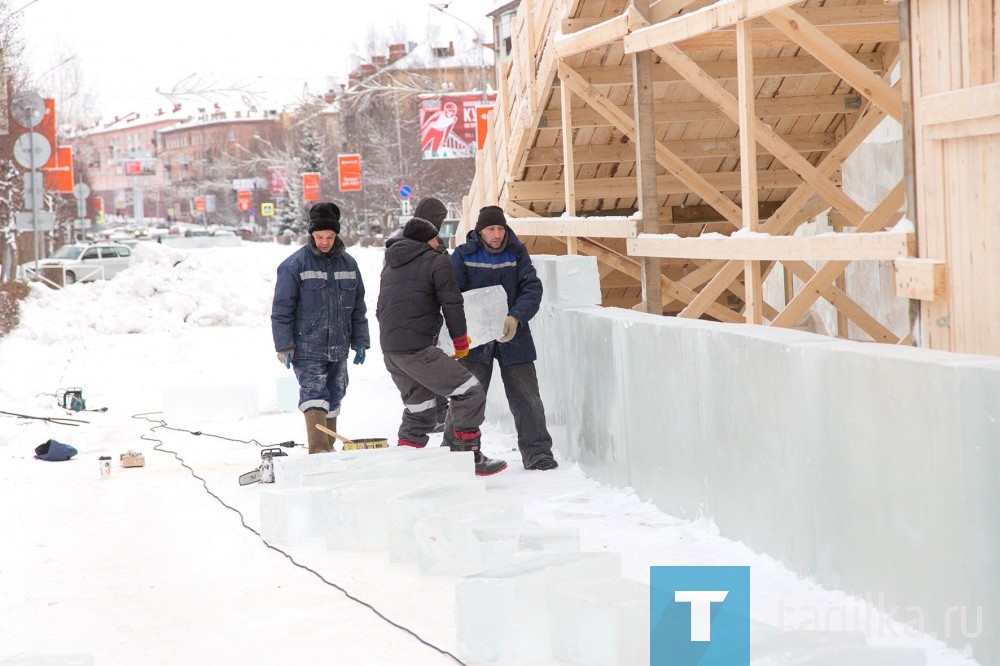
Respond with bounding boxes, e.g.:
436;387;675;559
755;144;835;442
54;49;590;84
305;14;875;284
132;412;466;666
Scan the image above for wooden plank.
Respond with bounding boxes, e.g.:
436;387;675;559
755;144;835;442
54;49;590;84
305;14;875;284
508;217;638;238
560;79;578;254
627;230;913;261
624;0;802;52
920;82;1000;126
764;6;902;122
737;19;762;324
574;53;885;86
543;94;862;127
508;168;818;200
893;258;948;301
559;62;744;226
652;42;867;224
555;7;647;59
527;133;837;164
632;0;662;315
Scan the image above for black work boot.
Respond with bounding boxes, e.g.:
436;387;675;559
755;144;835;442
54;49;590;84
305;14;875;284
451;429;507;476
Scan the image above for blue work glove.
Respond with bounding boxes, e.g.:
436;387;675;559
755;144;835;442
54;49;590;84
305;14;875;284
276;349;293;368
353;347;366;365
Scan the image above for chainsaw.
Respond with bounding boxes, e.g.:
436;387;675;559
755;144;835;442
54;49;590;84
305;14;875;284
238;446;289;486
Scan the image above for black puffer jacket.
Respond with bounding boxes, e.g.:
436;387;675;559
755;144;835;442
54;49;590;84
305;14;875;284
377;238;466;354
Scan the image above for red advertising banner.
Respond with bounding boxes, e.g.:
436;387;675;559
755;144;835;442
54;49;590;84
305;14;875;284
237;189;252;211
337;155;362;192
475;105;494;151
419;93;497;160
43;145;74;192
39;99;57;170
195;196;206;212
303;172;322;201
268;167;287;194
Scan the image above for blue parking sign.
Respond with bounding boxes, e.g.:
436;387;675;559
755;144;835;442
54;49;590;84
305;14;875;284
650;566;750;665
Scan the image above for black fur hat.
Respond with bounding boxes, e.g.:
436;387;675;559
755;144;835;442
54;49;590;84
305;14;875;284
308;202;341;234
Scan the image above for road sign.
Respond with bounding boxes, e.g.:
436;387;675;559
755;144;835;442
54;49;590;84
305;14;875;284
261;202;275;216
11;92;45;129
399;184;412;199
15;211;55;232
73;182;91;200
14;132;52;170
23;172;44;210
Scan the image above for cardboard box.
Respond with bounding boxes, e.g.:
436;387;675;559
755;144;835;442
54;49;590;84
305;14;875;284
120;452;145;468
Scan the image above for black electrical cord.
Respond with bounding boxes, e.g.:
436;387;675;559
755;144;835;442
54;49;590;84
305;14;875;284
133;412;465;666
0;409;89;426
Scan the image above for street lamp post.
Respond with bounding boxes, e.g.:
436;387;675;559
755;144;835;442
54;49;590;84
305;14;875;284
429;3;489;101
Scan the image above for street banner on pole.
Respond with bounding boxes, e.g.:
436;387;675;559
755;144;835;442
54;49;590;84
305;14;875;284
475;105;494;151
337;154;362;192
303;172;322;201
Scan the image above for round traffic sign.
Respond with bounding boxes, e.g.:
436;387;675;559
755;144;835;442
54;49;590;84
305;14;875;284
73;182;91;200
398;184;412;199
11;91;45;129
13;132;52;170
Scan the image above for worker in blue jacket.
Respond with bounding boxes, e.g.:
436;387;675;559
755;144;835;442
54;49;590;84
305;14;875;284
271;202;369;453
443;205;558;470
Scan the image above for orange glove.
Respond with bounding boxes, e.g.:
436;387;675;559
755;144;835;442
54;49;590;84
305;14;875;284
452;335;471;359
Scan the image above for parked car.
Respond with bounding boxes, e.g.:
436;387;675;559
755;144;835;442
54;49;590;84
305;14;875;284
16;241;134;284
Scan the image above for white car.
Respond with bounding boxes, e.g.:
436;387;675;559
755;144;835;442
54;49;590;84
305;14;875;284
17;242;134;284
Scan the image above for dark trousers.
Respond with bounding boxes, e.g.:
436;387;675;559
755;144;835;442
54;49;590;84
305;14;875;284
444;360;554;468
383;346;486;446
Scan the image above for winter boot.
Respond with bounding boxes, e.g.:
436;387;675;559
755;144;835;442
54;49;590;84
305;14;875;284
305;409;331;454
451;429;507;476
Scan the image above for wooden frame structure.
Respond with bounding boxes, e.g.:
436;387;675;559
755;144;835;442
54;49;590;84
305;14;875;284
465;0;918;344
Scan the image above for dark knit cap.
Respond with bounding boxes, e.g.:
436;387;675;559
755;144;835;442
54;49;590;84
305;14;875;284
413;197;448;231
308;202;341;234
403;217;440;242
475;205;508;233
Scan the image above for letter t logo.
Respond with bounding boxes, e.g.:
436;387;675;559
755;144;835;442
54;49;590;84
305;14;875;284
674;590;729;641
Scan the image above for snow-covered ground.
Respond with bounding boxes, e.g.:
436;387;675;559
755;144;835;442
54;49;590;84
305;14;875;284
0;241;980;665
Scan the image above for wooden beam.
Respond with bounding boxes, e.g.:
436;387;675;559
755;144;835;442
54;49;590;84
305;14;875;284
543;94;863;127
558;62;744;226
626;1;899;53
508;168;821;200
653;41;867;224
573;53;885;86
624;0;799;51
893;258;948;301
632;0;663;315
526;133;837;165
560;79;579;254
770;181;907;328
764;7;902;122
572;237;745;322
508;217;638;238
627;230;913;261
555;7;648;58
737;19;763;324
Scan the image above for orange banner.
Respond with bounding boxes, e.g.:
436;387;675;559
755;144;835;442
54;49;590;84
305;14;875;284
43;145;73;192
303;172;322;201
337;154;362;192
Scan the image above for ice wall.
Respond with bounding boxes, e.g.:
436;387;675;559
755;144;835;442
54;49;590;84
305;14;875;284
487;253;1000;663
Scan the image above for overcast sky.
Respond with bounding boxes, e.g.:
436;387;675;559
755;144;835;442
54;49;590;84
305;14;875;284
16;0;497;120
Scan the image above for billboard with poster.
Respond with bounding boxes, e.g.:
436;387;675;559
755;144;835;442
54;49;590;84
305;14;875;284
419;93;496;160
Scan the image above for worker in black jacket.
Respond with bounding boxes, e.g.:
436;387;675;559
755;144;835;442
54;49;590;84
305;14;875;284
376;213;507;476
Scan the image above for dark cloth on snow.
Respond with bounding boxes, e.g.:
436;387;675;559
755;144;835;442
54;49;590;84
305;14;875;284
377;237;466;354
450;227;542;366
271;235;369;363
